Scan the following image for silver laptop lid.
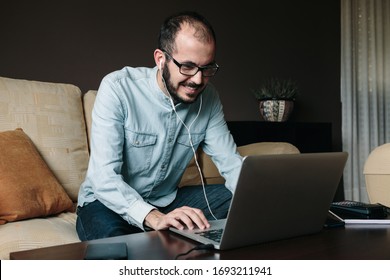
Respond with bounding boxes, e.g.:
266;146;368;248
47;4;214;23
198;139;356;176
170;152;348;250
219;152;348;250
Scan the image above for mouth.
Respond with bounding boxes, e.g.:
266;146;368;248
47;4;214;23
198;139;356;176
174;81;205;103
184;86;198;96
182;83;202;95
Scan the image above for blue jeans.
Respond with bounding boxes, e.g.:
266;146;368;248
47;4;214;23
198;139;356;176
76;184;232;241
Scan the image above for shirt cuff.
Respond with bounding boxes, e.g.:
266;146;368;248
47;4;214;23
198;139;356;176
125;199;156;230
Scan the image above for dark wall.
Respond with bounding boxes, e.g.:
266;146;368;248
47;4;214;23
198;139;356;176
0;0;341;151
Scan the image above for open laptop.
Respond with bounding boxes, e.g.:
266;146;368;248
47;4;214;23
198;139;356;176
170;152;348;250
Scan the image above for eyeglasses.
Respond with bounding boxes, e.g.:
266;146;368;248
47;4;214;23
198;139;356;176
162;51;219;77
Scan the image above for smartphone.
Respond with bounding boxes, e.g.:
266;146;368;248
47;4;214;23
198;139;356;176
84;242;128;260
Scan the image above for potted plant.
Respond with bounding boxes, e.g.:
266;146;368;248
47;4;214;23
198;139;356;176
252;78;299;122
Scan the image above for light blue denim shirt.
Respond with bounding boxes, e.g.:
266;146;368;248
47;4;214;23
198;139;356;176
78;66;243;230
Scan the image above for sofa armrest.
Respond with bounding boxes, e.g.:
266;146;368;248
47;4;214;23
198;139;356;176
83;90;98;149
363;143;390;207
179;142;300;187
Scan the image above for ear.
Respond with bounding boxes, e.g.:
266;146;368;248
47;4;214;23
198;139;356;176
154;49;165;70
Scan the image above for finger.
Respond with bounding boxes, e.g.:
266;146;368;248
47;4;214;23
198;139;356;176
164;216;185;230
190;208;210;230
178;207;210;230
172;209;197;230
191;208;210;228
160;209;193;230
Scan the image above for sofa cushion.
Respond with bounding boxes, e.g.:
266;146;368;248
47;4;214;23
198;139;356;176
0;212;79;260
180;142;300;186
0;129;73;224
0;76;90;202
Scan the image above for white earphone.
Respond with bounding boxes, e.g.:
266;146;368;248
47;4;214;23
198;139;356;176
159;62;216;220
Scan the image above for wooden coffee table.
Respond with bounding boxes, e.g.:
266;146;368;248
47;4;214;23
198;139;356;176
10;225;390;260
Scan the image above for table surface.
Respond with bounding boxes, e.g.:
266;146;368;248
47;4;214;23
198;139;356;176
10;224;390;260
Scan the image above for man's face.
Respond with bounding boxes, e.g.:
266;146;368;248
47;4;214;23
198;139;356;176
161;25;216;104
161;62;206;104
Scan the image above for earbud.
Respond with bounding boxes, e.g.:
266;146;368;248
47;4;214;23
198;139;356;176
159;60;162;71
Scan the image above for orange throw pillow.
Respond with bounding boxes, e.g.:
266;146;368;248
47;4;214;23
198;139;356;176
0;128;73;224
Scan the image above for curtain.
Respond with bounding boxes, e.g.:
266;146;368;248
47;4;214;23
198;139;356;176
341;0;390;202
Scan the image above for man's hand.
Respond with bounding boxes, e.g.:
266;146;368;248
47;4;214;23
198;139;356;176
144;206;210;231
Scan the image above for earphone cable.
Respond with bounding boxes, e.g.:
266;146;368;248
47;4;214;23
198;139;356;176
161;72;217;220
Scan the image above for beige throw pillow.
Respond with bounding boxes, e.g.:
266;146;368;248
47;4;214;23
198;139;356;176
0;129;73;224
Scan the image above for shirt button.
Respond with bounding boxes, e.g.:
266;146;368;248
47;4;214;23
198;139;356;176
161;165;166;170
168;138;172;143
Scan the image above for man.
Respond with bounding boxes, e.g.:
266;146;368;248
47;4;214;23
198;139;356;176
76;11;243;241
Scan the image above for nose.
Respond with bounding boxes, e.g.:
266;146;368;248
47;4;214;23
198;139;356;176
191;70;204;84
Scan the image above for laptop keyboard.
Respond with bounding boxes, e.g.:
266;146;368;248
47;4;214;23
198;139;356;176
195;228;223;243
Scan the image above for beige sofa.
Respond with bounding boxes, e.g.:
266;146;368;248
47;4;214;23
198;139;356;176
0;76;300;260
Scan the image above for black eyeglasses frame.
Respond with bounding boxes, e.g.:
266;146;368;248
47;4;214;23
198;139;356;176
162;50;219;77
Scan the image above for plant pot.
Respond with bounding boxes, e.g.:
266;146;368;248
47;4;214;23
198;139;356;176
259;99;294;122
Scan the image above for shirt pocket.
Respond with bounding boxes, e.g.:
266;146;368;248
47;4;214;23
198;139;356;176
174;132;205;170
124;129;157;173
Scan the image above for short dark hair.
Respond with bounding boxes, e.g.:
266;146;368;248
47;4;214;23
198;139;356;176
158;11;216;55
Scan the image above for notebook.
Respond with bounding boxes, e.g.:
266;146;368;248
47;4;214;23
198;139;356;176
170;152;348;250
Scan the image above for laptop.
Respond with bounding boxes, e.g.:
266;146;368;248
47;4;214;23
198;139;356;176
170;152;348;250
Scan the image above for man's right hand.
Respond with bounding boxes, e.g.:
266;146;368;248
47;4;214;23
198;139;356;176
144;206;210;231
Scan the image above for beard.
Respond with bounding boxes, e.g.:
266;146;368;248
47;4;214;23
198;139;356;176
162;65;204;104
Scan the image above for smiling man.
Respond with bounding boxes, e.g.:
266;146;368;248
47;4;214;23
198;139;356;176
76;11;243;241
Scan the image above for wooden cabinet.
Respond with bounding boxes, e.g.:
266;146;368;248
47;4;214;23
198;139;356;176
227;121;332;153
